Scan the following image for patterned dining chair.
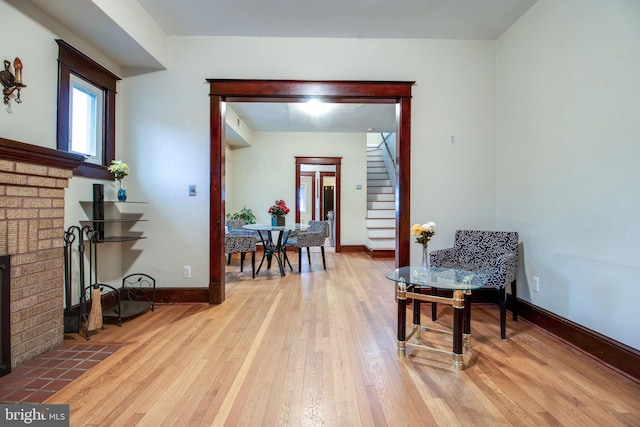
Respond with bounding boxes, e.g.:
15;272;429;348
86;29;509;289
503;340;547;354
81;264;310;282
224;233;257;278
429;230;519;339
286;220;327;273
226;219;253;235
226;218;260;241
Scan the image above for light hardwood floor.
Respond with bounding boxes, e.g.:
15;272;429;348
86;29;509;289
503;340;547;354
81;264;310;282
51;252;640;426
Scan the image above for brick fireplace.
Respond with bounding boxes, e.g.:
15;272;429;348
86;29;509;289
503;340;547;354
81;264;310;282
0;137;83;371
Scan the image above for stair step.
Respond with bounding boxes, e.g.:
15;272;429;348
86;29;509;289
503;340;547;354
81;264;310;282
367;161;385;168
366;209;395;219
368;186;394;194
367;173;388;180
366;155;383;161
367;193;395;202
368;179;391;187
366;218;395;228
367;228;396;238
368;201;395;210
367;166;386;173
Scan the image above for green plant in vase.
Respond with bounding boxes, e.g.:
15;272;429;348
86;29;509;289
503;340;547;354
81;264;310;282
226;206;256;224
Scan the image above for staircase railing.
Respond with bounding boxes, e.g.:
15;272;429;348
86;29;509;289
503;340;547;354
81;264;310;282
378;132;397;189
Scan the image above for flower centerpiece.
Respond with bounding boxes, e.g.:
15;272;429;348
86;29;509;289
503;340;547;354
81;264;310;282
268;199;290;226
107;160;129;201
411;221;436;271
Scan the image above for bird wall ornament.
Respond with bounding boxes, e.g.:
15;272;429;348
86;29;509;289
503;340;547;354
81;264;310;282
1;57;26;106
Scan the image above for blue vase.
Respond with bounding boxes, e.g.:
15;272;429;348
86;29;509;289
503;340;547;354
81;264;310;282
117;181;127;202
270;216;285;226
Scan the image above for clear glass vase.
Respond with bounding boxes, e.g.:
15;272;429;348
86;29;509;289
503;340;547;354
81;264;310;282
420;244;429;272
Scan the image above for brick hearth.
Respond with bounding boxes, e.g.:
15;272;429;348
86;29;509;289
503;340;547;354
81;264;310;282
0;137;83;370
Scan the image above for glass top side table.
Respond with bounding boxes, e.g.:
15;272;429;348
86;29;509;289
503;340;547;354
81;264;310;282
385;266;488;369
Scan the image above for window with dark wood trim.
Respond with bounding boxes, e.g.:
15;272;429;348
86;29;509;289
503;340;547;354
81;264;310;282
56;39;120;179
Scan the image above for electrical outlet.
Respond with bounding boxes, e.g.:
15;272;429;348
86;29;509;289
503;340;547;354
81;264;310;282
183;265;192;279
533;276;540;292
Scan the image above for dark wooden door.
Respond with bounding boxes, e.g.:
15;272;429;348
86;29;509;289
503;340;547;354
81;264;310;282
322;185;334;221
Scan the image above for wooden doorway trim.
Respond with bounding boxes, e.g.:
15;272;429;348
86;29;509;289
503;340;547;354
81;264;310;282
298;171;316;221
208;79;414;304
295;157;341;252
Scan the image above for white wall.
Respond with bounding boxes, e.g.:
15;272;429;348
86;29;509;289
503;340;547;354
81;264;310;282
225;145;234;212
496;0;640;349
227;132;367;245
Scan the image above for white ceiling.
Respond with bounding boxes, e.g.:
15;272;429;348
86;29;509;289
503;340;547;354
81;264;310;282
137;0;537;40
20;0;537;133
228;102;397;134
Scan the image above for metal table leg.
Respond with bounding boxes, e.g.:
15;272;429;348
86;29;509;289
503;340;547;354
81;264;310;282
452;290;465;369
396;279;407;356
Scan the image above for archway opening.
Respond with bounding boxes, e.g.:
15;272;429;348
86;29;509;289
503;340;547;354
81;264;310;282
208;79;414;304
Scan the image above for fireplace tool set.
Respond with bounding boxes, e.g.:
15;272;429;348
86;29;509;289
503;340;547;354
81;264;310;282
63;225;120;339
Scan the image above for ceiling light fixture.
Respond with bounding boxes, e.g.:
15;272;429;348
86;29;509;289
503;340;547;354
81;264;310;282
300;99;332;116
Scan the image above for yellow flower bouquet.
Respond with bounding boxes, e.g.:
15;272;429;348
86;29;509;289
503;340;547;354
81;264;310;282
411;222;436;247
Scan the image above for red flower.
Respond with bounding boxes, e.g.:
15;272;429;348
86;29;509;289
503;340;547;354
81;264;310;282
268;200;290;216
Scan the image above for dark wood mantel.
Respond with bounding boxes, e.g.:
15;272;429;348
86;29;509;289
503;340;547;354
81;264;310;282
0;137;84;170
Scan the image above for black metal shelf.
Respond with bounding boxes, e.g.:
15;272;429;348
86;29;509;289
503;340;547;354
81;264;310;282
96;236;147;243
80;200;148;204
82;186;147;242
80;219;148;223
69;184;155;338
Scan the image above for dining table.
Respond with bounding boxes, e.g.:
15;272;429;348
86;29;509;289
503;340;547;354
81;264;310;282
243;223;308;276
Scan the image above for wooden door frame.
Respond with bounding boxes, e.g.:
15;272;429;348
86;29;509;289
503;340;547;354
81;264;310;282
208;79;413;304
319;171;336;225
295;157;341;251
299;171;316;221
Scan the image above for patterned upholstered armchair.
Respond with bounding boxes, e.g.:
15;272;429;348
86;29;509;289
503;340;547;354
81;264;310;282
225;218;256;268
226;219;245;231
286;220;327;272
225;234;257;278
430;230;519;339
226;218;260;242
226;219;256;236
